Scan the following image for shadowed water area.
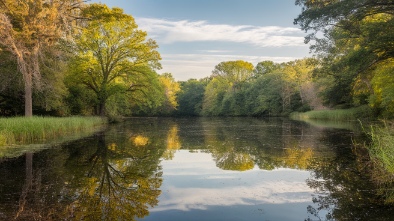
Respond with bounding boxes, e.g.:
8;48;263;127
0;117;393;220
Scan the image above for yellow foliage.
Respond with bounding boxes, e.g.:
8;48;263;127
166;125;181;150
159;73;181;109
369;59;394;115
108;143;117;151
132;135;149;146
284;147;314;169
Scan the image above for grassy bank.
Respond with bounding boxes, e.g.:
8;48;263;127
363;121;394;204
366;122;394;174
290;105;373;121
0;116;106;147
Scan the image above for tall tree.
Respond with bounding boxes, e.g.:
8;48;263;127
176;79;206;116
0;50;23;116
68;4;161;116
157;73;180;115
294;0;394;109
202;77;229;116
0;0;84;116
212;60;254;90
295;1;394;73
253;60;280;79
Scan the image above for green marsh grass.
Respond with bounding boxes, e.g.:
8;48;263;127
362;121;394;204
367;121;394;174
0;116;106;147
290;105;373;121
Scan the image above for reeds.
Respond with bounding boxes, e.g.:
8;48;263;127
0;116;106;147
367;121;394;174
290;105;373;121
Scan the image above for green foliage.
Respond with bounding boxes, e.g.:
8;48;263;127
295;1;394;112
176;79;206;116
202;77;230;116
154;73;181;115
198;59;312;117
212;60;254;85
246;72;291;116
369;60;394;118
0;50;24;116
0;47;70;116
253;60;280;78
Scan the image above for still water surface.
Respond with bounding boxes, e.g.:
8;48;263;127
0;117;393;220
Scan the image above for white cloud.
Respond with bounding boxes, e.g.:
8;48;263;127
158;53;300;81
137;18;305;47
153;182;312;212
197;50;233;53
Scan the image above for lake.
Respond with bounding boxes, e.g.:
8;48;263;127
1;117;393;220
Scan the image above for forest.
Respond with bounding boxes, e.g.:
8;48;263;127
0;0;393;120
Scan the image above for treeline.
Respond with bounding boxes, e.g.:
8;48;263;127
175;59;317;117
1;0;393;119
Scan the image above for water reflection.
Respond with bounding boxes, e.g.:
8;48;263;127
192;117;334;171
144;150;314;221
0;117;393;221
0;120;166;221
305;143;394;221
63;133;162;220
162;124;181;160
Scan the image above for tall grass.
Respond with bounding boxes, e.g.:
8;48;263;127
366;121;394;174
363;121;394;204
0;116;106;147
290;105;373;121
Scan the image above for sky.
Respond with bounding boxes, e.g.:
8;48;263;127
90;0;311;81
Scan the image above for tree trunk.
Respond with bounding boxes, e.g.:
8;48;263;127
99;101;106;116
24;72;33;117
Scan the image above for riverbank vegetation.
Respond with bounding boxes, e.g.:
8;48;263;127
0;117;105;147
290;106;374;121
367;122;394;174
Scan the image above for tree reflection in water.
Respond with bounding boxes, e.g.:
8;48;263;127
162;124;181;160
63;133;163;220
0;121;165;221
305;133;394;221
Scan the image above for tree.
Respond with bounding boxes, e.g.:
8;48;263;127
294;0;394;110
68;4;161;116
281;59;317;110
202;60;254;116
244;72;285;116
294;0;394;53
156;73;180;115
253;60;280;79
176;79;206;116
212;60;254;90
368;60;394;117
201;77;229;116
0;0;84;116
0;49;23;116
